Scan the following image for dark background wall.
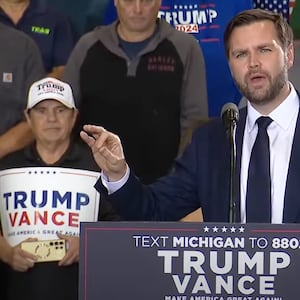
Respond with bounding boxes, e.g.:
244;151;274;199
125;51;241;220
48;0;111;40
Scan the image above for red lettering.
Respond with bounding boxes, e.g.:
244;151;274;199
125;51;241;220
52;211;64;225
7;210;80;228
34;211;48;225
192;24;199;32
8;212;18;226
69;212;79;227
19;211;31;226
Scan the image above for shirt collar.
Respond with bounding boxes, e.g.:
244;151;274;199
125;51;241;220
246;82;299;132
25;141;79;165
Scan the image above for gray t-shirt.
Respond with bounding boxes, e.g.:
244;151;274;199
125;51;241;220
0;23;45;134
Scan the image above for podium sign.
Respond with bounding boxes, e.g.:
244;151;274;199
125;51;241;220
79;222;300;300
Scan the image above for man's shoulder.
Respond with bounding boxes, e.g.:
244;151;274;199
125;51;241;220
0;22;33;42
190;117;227;146
73;28;103;49
0;148;27;170
71;23;116;56
83;23;115;44
191;107;247;145
0;22;41;57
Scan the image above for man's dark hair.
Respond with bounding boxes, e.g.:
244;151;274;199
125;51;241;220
224;8;294;58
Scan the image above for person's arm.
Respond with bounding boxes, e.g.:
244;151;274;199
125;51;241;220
0;235;37;272
80;125;127;181
23;32;45;92
179;35;209;142
48;65;65;79
0;32;45;159
0;235;11;265
81;124;200;221
0;121;33;159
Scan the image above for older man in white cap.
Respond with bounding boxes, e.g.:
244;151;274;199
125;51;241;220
0;77;120;300
24;76;78;164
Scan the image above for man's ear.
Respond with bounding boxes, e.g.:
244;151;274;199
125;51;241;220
71;109;79;127
24;109;31;125
287;42;294;70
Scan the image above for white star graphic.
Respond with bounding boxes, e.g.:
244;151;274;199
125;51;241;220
221;226;227;233
204;226;209;232
230;227;236;233
213;226;218;232
239;227;245;233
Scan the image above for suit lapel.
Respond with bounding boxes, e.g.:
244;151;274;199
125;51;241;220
235;95;300;223
283;105;300;222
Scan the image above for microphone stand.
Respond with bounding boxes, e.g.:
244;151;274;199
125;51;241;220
227;112;238;223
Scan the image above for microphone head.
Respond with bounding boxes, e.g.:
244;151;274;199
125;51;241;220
221;102;239;129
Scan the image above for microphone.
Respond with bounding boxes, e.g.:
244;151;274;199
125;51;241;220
221;102;239;224
221;102;239;130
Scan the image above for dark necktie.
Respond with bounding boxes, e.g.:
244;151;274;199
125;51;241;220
246;116;273;223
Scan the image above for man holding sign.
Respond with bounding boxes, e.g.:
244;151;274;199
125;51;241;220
0;77;120;300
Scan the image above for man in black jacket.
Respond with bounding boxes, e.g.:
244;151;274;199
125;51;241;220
0;77;120;300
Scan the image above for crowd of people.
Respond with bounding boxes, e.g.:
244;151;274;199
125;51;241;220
0;0;299;300
81;8;299;224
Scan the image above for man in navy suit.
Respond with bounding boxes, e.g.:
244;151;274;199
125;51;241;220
81;8;300;224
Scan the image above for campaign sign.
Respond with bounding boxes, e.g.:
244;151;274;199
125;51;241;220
79;222;300;300
0;167;100;246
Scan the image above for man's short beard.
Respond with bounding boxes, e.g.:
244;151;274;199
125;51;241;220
235;68;288;106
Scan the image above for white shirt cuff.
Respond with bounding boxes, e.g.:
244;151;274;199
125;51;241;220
101;165;130;194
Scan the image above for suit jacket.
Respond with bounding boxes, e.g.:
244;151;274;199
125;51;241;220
96;105;300;223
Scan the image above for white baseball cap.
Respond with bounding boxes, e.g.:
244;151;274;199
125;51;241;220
27;77;76;110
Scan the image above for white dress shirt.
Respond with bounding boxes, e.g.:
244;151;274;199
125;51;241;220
240;83;299;223
103;84;300;224
101;165;130;194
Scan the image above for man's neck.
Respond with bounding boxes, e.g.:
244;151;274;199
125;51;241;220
36;140;70;165
251;82;292;115
117;23;156;42
0;0;30;24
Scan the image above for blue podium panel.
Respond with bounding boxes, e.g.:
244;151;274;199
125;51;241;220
79;222;300;300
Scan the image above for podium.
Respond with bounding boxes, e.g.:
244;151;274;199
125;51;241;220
79;222;300;299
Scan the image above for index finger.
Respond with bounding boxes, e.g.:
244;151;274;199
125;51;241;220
80;130;96;147
82;125;106;138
